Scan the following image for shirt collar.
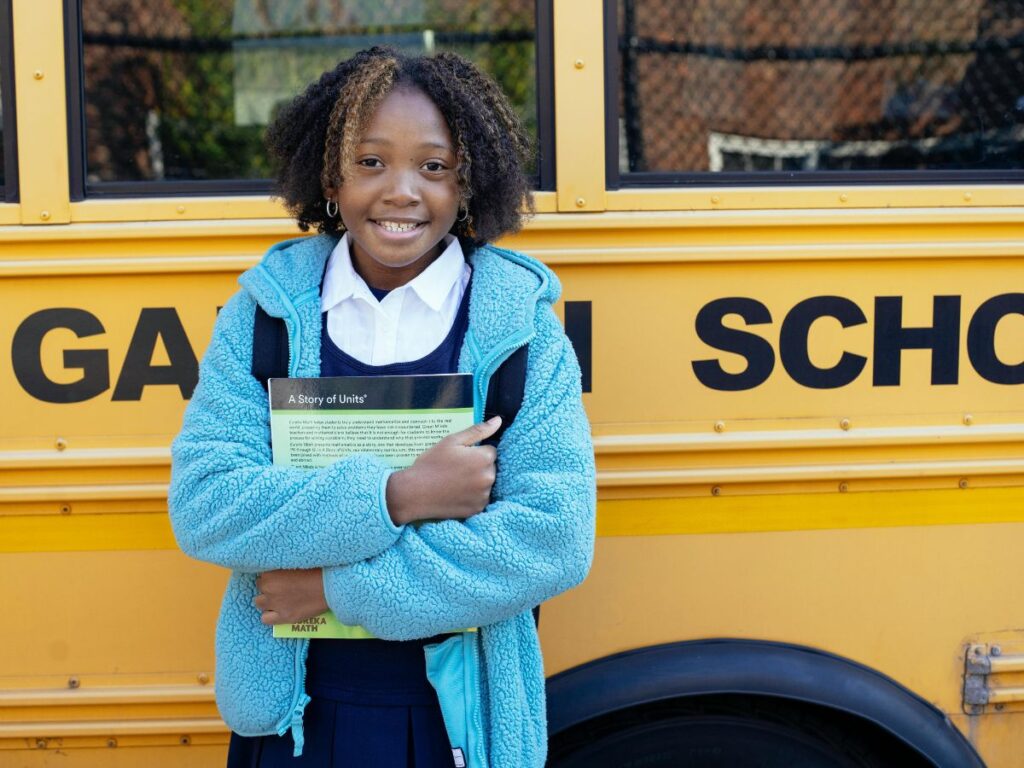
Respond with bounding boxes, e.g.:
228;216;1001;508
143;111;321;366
321;233;465;313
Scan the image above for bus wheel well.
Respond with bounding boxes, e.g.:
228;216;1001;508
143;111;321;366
546;639;983;767
548;693;932;767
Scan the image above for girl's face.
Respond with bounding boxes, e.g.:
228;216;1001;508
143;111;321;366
329;86;461;290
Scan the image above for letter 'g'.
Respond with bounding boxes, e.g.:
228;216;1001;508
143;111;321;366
12;308;110;403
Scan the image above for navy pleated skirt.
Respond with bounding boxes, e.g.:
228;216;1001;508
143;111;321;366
227;636;455;767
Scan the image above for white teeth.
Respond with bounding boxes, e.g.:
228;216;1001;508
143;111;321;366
377;221;419;233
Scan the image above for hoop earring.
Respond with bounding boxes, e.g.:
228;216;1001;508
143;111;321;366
456;206;469;223
325;199;338;218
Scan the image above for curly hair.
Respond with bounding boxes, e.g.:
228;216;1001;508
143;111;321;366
265;47;534;247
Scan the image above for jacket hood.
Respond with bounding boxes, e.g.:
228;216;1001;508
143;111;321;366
238;234;561;352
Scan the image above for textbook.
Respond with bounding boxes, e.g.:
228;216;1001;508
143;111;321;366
268;374;475;639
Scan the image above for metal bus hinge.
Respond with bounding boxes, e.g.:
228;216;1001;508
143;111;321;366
963;644;1024;714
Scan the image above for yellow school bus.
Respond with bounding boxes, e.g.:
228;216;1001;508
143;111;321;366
3;0;1024;765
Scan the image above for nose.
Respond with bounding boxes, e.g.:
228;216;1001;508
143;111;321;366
382;168;420;207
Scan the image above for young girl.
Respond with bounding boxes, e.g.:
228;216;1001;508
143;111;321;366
169;47;595;768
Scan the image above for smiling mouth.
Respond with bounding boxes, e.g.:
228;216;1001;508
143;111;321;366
372;220;426;234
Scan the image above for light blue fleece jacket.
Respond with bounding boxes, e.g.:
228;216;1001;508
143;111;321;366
168;234;596;767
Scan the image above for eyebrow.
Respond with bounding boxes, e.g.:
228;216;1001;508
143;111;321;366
360;138;453;151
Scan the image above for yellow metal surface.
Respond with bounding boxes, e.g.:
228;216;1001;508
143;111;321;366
607;185;1024;211
11;0;70;225
7;487;1024;556
3;745;228;767
66;192;558;223
541;521;1024;700
0;205;20;225
553;0;606;212
0;551;228;761
988;655;1024;675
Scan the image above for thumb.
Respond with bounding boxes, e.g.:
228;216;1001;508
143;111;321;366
453;415;502;446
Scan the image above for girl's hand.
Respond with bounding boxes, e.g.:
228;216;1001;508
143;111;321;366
386;416;502;526
254;569;329;625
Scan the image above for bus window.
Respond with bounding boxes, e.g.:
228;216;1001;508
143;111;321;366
73;0;548;195
609;0;1024;184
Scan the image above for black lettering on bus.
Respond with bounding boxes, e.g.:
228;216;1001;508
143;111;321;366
873;296;961;386
692;298;775;391
967;293;1024;385
112;308;199;401
564;301;592;393
11;308;110;403
779;296;868;389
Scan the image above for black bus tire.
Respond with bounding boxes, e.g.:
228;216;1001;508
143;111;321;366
548;695;936;768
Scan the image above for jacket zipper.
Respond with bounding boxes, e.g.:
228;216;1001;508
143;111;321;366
258;268;316;755
274;639;311;756
473;328;534;422
468;634;487;767
253;265;313;378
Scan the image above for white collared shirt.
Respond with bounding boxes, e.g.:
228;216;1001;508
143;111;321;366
320;233;471;366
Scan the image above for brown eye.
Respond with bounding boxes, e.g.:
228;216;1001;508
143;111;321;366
422;161;447;173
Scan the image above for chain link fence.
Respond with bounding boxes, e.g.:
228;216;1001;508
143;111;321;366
82;0;536;183
618;0;1024;174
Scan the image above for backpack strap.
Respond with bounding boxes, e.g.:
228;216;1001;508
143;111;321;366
481;344;528;448
251;306;289;391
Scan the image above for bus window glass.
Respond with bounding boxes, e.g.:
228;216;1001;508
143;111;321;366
80;0;538;185
616;0;1024;175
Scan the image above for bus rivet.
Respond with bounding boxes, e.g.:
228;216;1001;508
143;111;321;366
55;437;67;451
106;738;118;748
959;478;969;489
839;482;848;492
711;195;720;204
839;418;851;431
36;739;47;749
711;486;721;496
176;205;186;214
197;672;209;685
60;503;71;515
996;703;1005;711
33;69;44;80
68;676;80;689
713;420;725;432
574;58;585;69
964;192;973;202
180;735;192;746
839;193;848;203
963;414;973;426
40;210;51;221
575;197;586;208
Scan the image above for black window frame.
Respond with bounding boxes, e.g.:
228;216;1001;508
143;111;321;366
65;0;554;201
604;0;1024;189
1;0;18;202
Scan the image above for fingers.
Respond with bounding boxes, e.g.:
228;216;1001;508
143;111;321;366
451;415;501;447
478;444;497;464
254;592;277;624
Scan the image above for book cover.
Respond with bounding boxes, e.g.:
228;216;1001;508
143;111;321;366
268;374;474;639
